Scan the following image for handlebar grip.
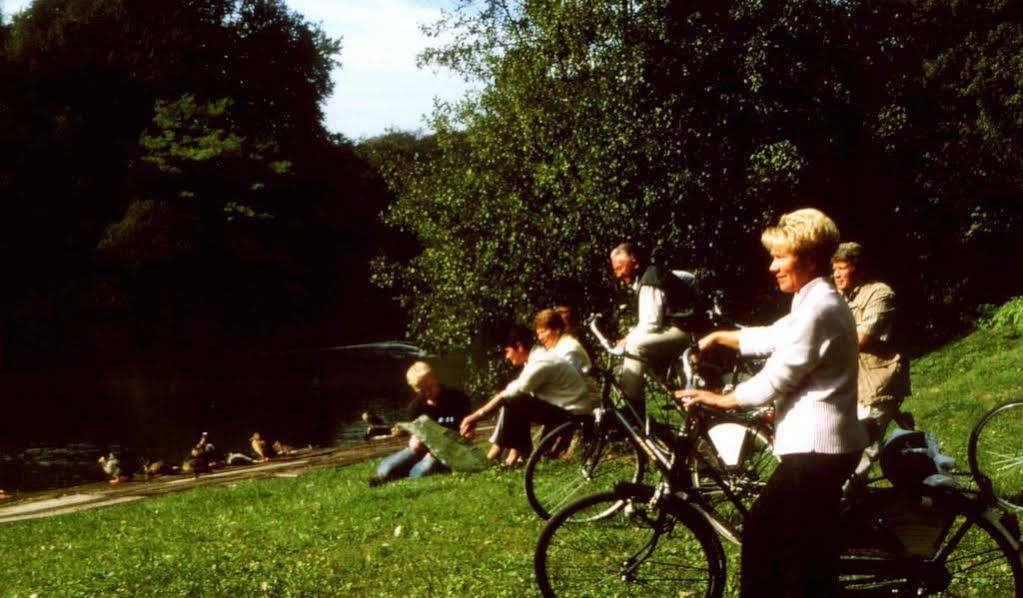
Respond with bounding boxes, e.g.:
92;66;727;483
587;314;617;353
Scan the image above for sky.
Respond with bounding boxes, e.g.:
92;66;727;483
286;0;472;139
2;0;473;140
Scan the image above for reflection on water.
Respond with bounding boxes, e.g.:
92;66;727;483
0;347;466;493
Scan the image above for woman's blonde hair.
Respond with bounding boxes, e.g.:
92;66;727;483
405;361;434;389
761;208;840;275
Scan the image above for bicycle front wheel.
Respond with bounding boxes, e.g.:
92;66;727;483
534;489;726;597
524;419;645;521
968;399;1023;511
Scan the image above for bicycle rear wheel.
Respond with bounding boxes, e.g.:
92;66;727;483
839;491;1023;596
968;399;1023;511
524;419;645;521
534;489;726;597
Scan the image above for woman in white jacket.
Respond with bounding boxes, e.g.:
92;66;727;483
677;208;867;598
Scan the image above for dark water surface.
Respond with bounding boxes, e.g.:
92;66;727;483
0;348;466;492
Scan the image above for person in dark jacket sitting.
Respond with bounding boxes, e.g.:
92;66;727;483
369;361;471;486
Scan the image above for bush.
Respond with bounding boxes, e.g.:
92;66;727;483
981;297;1023;335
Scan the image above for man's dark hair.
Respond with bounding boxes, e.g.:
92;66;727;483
504;326;533;350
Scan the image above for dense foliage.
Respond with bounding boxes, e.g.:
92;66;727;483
0;0;399;365
376;0;1023;389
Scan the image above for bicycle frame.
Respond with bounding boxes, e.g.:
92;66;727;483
587;314;766;544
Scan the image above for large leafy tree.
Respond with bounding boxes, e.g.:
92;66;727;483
0;0;393;361
378;0;1023;389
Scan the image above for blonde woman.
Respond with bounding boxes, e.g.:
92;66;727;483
369;361;471;486
677;208;867;597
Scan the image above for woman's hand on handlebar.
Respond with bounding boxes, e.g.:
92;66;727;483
697;330;741;352
674;388;739;410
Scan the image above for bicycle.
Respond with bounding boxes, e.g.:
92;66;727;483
522;314;775;524
534;397;1023;596
968;398;1023;512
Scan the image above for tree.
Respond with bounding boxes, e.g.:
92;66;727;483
0;0;392;361
378;0;1023;391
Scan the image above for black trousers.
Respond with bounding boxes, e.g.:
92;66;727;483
740;451;859;598
490;395;573;456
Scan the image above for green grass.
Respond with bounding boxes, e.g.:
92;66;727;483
904;328;1023;462
1;466;542;596
2;325;1022;597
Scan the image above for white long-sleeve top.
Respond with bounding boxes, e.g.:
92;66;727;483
551;335;592;374
497;349;598;414
735;277;867;455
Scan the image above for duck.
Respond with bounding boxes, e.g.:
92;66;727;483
181;450;211;477
98;453;131;484
362;411;396;440
225;452;256;465
192;432;226;469
142;458;177;479
250;432;275;462
272;440;296;456
362;411;386;426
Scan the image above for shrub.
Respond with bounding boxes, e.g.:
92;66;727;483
981;297;1023;335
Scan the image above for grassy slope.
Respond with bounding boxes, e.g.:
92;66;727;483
2;328;1021;597
904;328;1023;460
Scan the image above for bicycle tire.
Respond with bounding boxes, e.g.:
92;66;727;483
534;489;726;597
690;421;777;534
838;491;1023;596
968;399;1023;512
524;419;646;521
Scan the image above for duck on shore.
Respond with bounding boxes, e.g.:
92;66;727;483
181;453;210;477
142;458;179;479
250;432;276;462
98;453;131;484
362;411;399;441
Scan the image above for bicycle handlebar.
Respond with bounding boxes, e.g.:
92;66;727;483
587;314;625;357
680;347;695;391
588;313;698;392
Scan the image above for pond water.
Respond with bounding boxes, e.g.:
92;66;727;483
0;347;467;493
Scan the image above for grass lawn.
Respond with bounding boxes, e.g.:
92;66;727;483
2;327;1022;596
